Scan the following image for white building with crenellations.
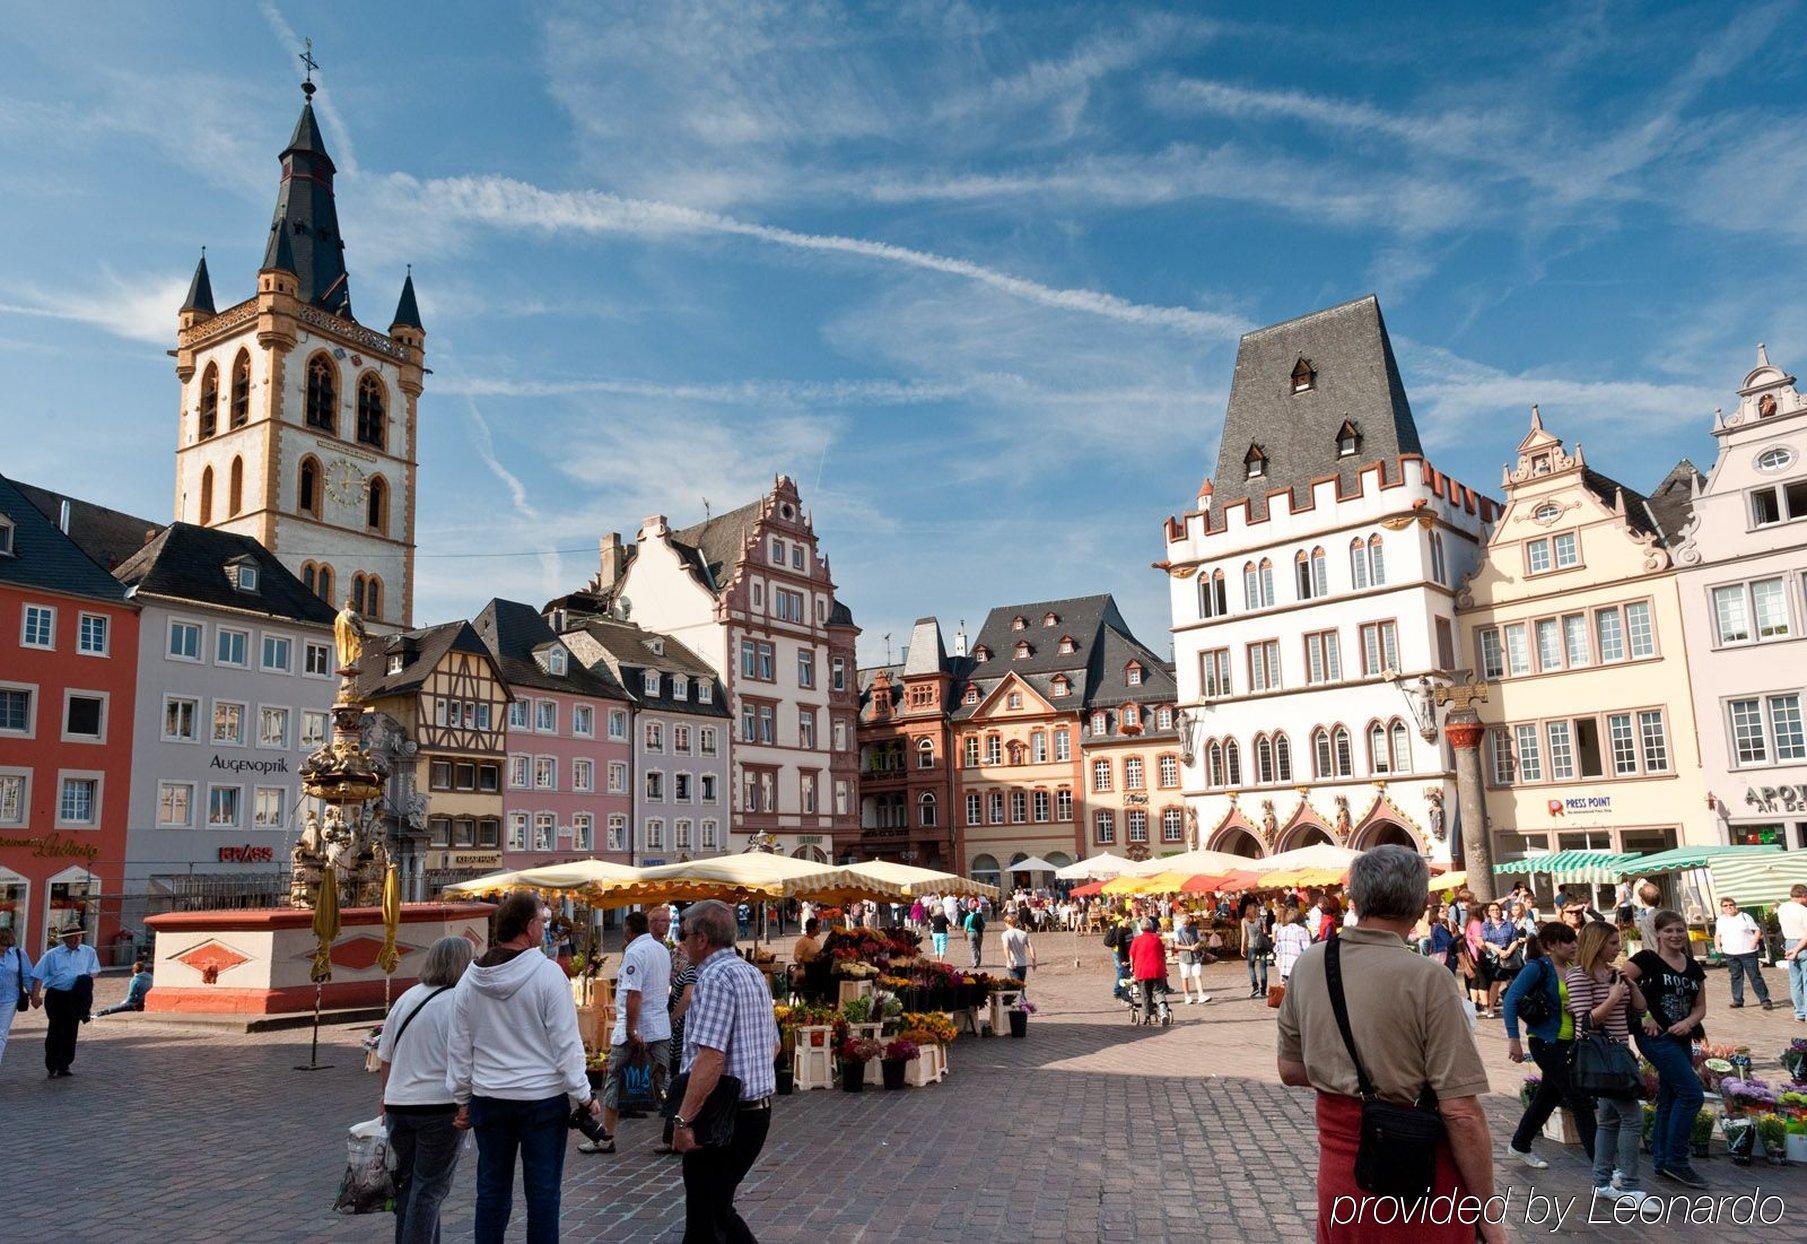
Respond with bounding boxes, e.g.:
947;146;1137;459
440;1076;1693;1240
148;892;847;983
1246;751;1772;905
1159;296;1498;865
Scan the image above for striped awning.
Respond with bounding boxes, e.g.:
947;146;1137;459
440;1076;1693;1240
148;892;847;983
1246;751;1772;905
1493;851;1634;883
1708;853;1807;908
1612;844;1782;877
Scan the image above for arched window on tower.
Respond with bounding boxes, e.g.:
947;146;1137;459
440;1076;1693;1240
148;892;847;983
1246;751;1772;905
351;573;367;615
366;476;388;534
198;466;214;524
230;350;251;428
228;456;243;515
365;576;382;622
1206;741;1225;788
305;355;337;433
356;374;386;449
1223;739;1242;787
198;363;218;440
1369;722;1391;774
1312;728;1332;779
302;563;316;595
1333;726;1353;777
1274;732;1293;783
1255;734;1275;784
1390;720;1411;774
298;458;321;518
315;564;334;606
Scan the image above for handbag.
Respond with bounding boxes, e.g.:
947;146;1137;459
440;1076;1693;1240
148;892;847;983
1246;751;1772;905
11;949;27;1013
1324;938;1446;1199
1266;982;1286;1009
1570;977;1641;1099
665;1071;743;1148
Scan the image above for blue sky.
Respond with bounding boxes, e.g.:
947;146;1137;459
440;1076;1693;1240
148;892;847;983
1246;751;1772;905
3;2;1804;665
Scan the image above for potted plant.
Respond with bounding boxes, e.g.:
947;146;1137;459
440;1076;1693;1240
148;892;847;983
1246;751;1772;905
1690;1108;1715;1160
1788;1115;1807;1164
1783;1037;1807;1085
880;1038;919;1090
1008;998;1035;1038
837;1036;880;1093
1519;1075;1542;1110
1757;1113;1789;1166
1639;1103;1657;1154
1724;1115;1757;1165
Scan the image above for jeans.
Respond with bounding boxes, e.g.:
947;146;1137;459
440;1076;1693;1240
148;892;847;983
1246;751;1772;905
1007;965;1028;985
931;933;948;958
1593;1093;1642;1192
1246;950;1268;992
1789;955;1807;1020
1137;979;1163;1022
469;1094;570;1244
43;987;82;1074
682;1102;771;1243
385;1108;462;1244
1636;1032;1704;1173
1512;1037;1596;1159
968;933;982;967
1725;952;1771;1006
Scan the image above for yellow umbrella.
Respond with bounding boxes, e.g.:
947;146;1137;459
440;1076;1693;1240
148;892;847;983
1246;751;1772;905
583;852;907;908
1142;871;1195;894
378;864;402;976
443;867;526;896
310;867;340;985
1100;874;1155;896
1433;870;1468;892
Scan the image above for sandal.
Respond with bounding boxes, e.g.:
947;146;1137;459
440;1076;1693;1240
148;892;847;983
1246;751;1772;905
577;1136;616;1155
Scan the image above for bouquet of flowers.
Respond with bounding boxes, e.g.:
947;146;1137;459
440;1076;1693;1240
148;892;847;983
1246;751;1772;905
831;959;879;980
1014;999;1038;1015
1722;1077;1779;1115
882;1038;920;1063
836;1036;882;1065
899;1011;958;1044
1781;1037;1807;1084
1519;1074;1542;1109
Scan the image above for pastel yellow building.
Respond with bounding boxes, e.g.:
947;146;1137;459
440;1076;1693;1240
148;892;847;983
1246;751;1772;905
1457;409;1710;876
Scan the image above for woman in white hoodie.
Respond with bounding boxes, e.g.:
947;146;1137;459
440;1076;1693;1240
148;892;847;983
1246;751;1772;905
446;892;600;1244
380;936;473;1244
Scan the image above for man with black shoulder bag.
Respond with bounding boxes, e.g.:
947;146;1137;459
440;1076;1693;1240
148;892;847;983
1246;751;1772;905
1276;846;1504;1243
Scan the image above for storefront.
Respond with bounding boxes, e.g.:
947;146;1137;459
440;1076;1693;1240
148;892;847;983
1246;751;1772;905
1723;783;1807;851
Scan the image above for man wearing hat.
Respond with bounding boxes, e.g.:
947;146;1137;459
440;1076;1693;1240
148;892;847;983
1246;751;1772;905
31;924;100;1078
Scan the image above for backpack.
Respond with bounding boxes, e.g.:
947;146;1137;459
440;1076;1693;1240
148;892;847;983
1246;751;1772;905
1515;957;1556;1028
1103;924;1122;950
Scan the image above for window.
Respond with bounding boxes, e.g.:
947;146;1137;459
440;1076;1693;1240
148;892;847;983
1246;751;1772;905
1200;649;1232;698
1312;728;1333;779
831;657;846;691
774;588;807;624
228;456;244;515
198;362;219;438
606;761;628;794
1198;570;1228;619
609;709;628;740
168;620;202;661
1535;618;1562;671
668;677;687;701
298;458;321;517
1090;710;1107;735
1514;724;1544;781
534;814;555;852
1296;548;1328;600
985;735;1002;765
1054;729;1071;761
572;705;593;737
1245;445;1267;479
1243;559;1275;609
1595;608;1625;662
1715;579;1790;645
1429;532;1447;586
216;628;248;667
1750;480;1807;527
965;793;982;826
205;784;238;828
535;700;557;733
573;759;594;792
1562;614;1590;667
304;640;331;677
199;465;215;524
1126;662;1143;686
1638;710;1669;772
76;613;109;656
1162;808;1185;843
918;737;936;768
22;605;54;650
535;757;556;789
1008;790;1026;823
509;701;530;730
770;537;785;565
507;813;528;851
301;710;327;748
1546;720;1575;780
1607;713;1638;775
1624;601;1655;657
211;701;245;746
1501;622;1530;676
963;736;980;767
674;818;693;849
163;696;198;742
257;706;288;749
700;727;718;757
509;754;530;788
1158;706;1173;730
1730;694;1806;766
1477;628;1503;679
1127;810;1148;843
799;709;816;750
1527;538;1552;574
1095;811;1116;844
1350;534;1385;590
1359;622;1399;676
1304;631;1341;685
1337;424;1359;457
230;350;250;426
254;787;285;829
305;356;337;433
356;374;386;448
0;517;10;558
1256;734;1276;784
1125;756;1145;790
157;781;193;827
1292;356;1315;392
254;634;291;674
367;477;388;534
988;791;1004;824
1223;739;1242;786
1056;788;1073;820
1248;640;1280;693
1050;675;1071;696
1007;692;1024;711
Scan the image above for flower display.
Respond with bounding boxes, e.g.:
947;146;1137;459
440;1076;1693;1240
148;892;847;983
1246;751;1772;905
836;1036;882;1063
1722;1077;1779;1114
899;1012;958;1044
882;1038;920;1063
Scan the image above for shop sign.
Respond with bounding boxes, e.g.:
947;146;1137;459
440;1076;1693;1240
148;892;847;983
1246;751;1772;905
218;844;275;864
1124;794;1150;806
0;832;100;864
425;849;501;871
1745;785;1807;814
1546;794;1611;818
210;755;290;775
642;857;667;867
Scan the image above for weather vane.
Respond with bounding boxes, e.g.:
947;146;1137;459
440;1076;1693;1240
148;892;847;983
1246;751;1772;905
299;38;318;98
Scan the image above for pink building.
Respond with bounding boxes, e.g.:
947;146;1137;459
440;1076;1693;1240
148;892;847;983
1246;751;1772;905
474;600;634;869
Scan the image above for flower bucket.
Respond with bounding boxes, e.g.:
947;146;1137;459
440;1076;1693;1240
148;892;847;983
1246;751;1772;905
775;1063;794;1096
840;1061;867;1093
1007;1009;1028;1038
1787;1133;1807;1164
881;1058;908;1090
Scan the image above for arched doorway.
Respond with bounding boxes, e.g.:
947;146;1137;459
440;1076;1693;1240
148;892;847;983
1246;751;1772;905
790;845;828;863
1278;824;1334;852
1353;820;1419;851
1211;828;1265;859
970;853;1001;891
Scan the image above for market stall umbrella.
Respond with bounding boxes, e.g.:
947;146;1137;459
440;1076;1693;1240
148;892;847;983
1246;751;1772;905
1431;870;1468;893
1071;880;1108;898
1100;874;1161;897
1054;853;1136;881
1613;844;1783;878
298;867;339;1072
1493;851;1635;886
837;860;998;900
1255;843;1362;874
443;867;527;896
585;853;907;908
1260;865;1350;888
378;864;402;1008
1140;871;1197;894
1136;848;1263;877
1009;855;1062;875
1708;853;1807;908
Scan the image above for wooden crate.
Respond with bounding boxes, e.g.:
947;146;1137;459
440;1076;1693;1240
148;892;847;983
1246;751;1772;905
795;1025;836;1091
837;979;875;1007
1542;1109;1583;1145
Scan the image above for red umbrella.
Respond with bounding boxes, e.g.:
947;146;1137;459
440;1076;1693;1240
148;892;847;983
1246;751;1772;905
1219;870;1266;890
1181;873;1230;893
1071;880;1108;898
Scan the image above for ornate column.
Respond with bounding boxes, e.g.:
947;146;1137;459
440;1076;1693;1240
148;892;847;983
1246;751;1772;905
1444;712;1494;902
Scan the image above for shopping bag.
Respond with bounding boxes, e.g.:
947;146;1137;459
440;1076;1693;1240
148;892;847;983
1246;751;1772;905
618;1052;660;1117
333;1117;396;1215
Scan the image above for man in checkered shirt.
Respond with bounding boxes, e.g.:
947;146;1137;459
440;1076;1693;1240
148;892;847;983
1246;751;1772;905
670;899;780;1242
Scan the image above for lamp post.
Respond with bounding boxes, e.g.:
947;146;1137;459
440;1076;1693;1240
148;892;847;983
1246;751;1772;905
1387;672;1495;901
1176;706;1210;850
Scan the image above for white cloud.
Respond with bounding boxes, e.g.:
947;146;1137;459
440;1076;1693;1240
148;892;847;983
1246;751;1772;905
0;271;189;345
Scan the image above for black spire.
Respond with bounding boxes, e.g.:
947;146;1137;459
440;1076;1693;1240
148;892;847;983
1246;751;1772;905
262;85;352;318
180;251;215;315
390;267;423;331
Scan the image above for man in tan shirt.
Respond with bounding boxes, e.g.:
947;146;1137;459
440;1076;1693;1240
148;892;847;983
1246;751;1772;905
1276;844;1502;1243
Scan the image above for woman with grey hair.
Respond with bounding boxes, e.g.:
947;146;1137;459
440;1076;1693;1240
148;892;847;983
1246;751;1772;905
1275;846;1503;1243
380;935;475;1244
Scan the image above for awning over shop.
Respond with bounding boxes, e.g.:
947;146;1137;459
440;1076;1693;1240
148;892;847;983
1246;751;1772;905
1613;844;1783;877
1494;851;1634;883
1707;853;1807;908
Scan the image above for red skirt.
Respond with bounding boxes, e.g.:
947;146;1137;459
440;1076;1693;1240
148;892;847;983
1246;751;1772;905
1314;1092;1473;1244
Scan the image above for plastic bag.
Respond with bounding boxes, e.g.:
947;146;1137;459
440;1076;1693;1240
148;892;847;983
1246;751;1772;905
333;1117;396;1215
618;1052;660;1117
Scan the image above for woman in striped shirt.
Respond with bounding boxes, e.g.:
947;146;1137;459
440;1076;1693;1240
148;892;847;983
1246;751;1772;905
1272;907;1312;982
1566;921;1652;1209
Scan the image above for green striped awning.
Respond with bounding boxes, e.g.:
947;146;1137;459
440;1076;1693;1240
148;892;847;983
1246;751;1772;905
1613;844;1782;877
1494;851;1635;883
1707;853;1807;908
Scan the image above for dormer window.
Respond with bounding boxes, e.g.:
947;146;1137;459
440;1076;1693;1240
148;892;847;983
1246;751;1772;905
643;670;660;696
672;677;688;701
647;637;665;656
1013;641;1031;659
386;654;404;675
1123;705;1140;727
0;515;13;557
1050;675;1071;696
1125;662;1143;686
1245;444;1267;480
697;682;712;703
1091;711;1107;734
1011;616;1027;631
1042;612;1058;627
1336;419;1361;458
1291;357;1315;393
229;562;258;592
963;687;980;704
547;647;567;676
973;646;991;663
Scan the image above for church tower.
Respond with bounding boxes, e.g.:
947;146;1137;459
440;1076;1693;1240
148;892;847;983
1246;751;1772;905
172;75;423;628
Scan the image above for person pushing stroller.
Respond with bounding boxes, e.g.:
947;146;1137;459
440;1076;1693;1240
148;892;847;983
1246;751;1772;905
1129;918;1174;1024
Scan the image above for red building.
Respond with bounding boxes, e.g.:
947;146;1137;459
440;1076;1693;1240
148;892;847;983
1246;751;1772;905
0;474;140;957
856;618;959;869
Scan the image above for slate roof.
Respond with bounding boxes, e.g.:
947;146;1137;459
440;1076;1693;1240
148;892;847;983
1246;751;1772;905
949;594;1174;724
181;254;215;315
1579;468;1668;545
14;481;162;571
358;620;496;699
564;617;730;718
900;617;946;676
1212;295;1422;519
472;598;626;700
263;98;353;316
114;522;335;625
0;474;130;603
391;271;423;331
1646;459;1703;545
666;498;765;594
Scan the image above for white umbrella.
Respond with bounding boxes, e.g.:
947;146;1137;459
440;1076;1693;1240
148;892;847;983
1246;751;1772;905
1054;853;1135;880
1009;855;1062;874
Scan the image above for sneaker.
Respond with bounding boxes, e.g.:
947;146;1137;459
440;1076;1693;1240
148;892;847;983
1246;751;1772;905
577;1135;616;1155
1611;1170;1625;1190
1612;1190;1648;1208
1657;1165;1707;1189
1197;994;1212;1003
1762;1001;1775;1011
1512;1147;1548;1169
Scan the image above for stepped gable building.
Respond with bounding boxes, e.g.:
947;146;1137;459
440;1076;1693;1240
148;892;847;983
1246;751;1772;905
857;617;961;871
949;595;1176;888
558;614;732;865
112;522;337;920
171;78;424;628
1161;296;1498;865
1674;346;1807;850
1458;408;1709;879
358;621;509;896
0;474;139;954
472;599;635;872
561;476;858;859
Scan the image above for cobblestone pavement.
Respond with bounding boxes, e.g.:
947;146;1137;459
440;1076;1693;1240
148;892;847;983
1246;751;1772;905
4;933;1805;1242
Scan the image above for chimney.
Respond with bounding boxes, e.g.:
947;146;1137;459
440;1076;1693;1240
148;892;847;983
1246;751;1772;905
952;621;968;658
58;499;71;533
597;532;625;590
